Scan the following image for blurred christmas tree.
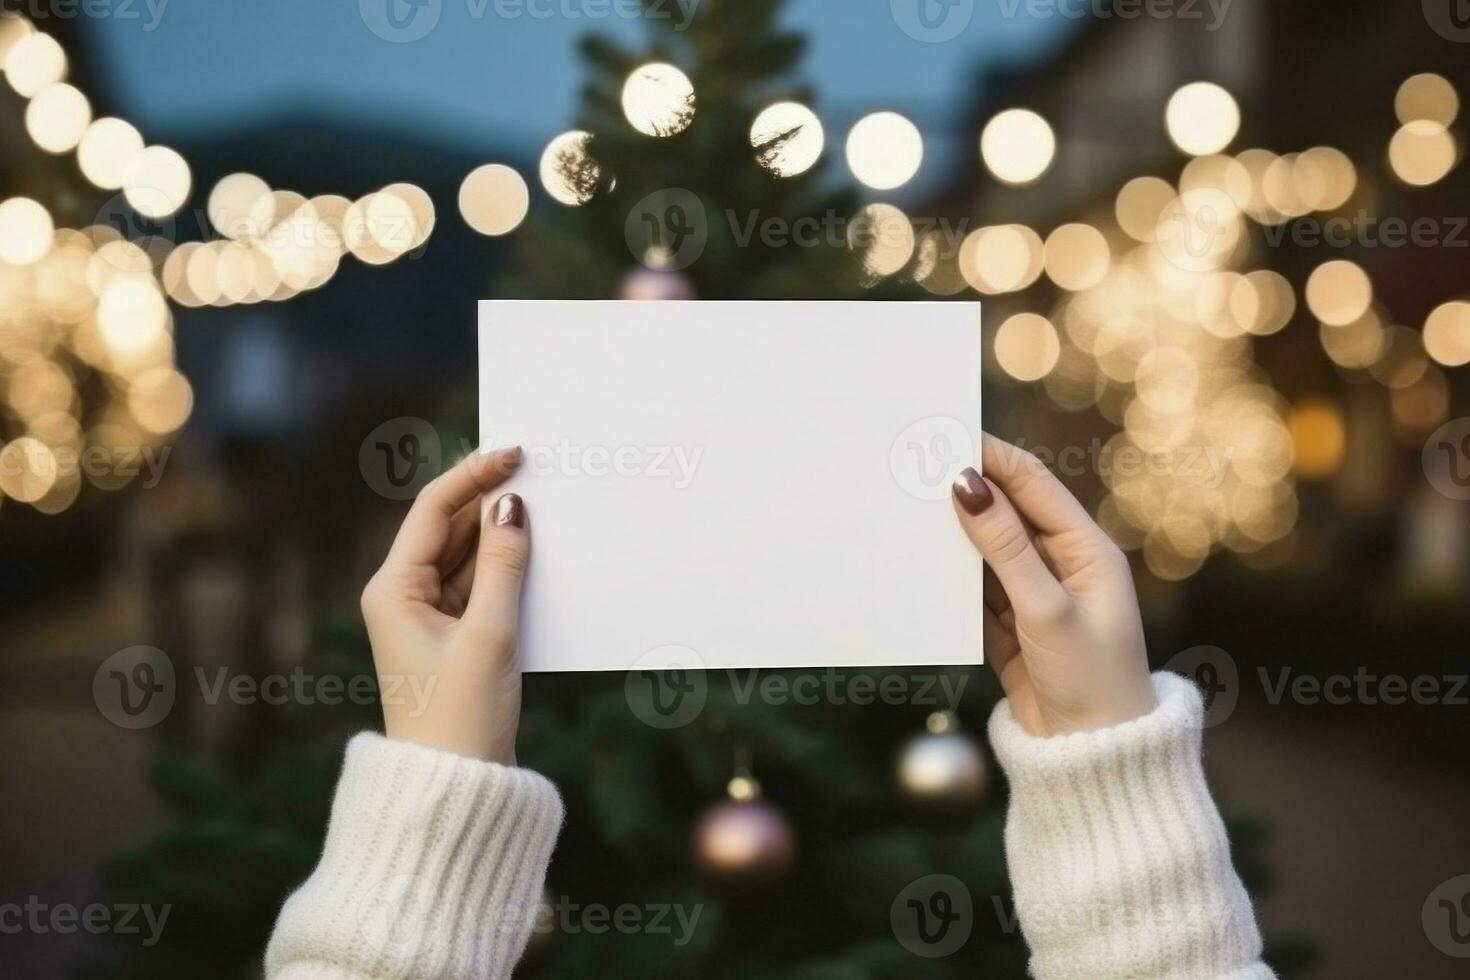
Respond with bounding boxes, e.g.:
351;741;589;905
493;0;893;301
87;2;1310;978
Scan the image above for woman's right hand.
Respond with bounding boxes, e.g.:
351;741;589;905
951;434;1156;737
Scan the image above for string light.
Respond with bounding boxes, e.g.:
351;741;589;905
1164;82;1240;156
979;109;1055;186
1423;301;1470;367
750;101;823;177
25;82;90;154
539;130;599;206
459;164;530;236
621;63;695;137
845;111;923;190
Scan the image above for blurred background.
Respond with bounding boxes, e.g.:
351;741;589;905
1;0;1468;976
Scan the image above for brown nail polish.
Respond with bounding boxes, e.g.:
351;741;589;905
493;493;525;528
952;467;993;516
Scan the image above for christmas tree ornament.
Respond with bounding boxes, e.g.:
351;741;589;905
897;710;987;807
618;265;695;301
693;772;795;881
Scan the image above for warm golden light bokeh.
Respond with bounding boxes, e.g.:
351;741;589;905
459;163;530;236
750;102;824;178
1422;301;1470;368
1165;82;1240;156
1044;223;1111;292
77;117;144;190
995;312;1060;382
0;196;54;266
1395;72;1459;126
621;62;695;137
1305;260;1372;327
539;129;600;205
25;81;90;153
1388;120;1457;186
845;112;923;191
979;109;1055;186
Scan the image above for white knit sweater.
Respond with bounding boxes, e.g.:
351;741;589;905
265;672;1271;978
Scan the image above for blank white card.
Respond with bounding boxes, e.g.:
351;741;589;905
479;300;982;673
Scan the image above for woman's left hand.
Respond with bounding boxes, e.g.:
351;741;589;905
359;446;530;765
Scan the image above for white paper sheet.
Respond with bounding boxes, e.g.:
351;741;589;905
479;300;982;672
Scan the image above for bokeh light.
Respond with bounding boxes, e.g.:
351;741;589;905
0;197;54;265
539;130;600;205
124;145;192;219
1422;301;1470;367
4;29;65;98
1305;260;1372;326
979;109;1055;186
1043;223;1110;291
77;117;143;190
845;112;922;190
1288;397;1346;479
961;224;1043;294
25;82;90;153
994;313;1060;381
621;62;695;137
208;173;272;240
1388;121;1456;186
751;102;824;178
848;203;914;277
459;164;530;236
1165;82;1240;156
1395;72;1458;126
1115;176;1175;242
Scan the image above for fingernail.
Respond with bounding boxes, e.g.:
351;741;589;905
493;493;525;528
952;467;993;516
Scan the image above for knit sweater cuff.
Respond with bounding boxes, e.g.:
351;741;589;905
265;733;564;980
988;672;1274;980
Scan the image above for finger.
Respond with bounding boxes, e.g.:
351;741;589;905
983;563;1010;616
984;605;1023;681
981;433;1103;541
463;493;530;642
386;446;521;569
438;499;483;576
952;467;1070;624
442;534;480;615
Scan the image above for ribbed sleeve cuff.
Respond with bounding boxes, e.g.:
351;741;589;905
265;733;564;980
988;673;1274;980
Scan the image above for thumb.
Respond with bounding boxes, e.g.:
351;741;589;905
464;492;530;643
951;467;1070;625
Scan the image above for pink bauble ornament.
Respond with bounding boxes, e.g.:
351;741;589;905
694;797;795;881
618;266;695;301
